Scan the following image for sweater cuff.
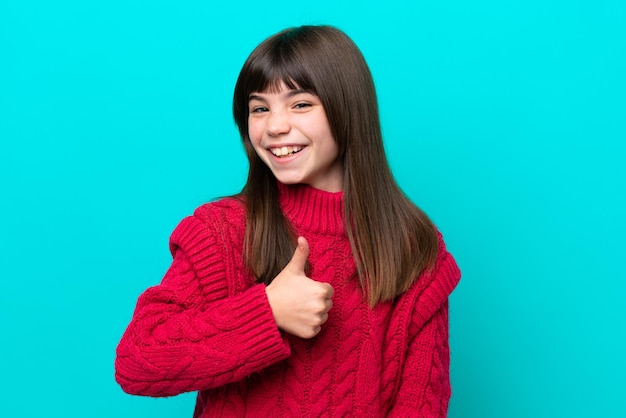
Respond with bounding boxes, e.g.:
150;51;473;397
214;284;291;368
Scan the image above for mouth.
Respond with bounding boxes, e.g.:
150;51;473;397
269;145;304;158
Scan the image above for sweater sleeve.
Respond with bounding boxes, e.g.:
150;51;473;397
388;240;461;417
114;214;291;397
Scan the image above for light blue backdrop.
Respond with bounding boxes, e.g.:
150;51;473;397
1;1;624;417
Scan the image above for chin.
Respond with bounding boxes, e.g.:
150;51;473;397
271;173;305;186
275;178;302;186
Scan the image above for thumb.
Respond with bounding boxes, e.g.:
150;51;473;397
288;236;309;273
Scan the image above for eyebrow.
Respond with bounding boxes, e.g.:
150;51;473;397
248;89;313;101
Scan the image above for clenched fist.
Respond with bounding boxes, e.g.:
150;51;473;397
265;237;334;339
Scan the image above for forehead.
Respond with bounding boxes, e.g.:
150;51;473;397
249;80;318;101
249;81;287;96
250;77;302;95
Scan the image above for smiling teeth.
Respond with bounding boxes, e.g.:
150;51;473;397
270;146;303;157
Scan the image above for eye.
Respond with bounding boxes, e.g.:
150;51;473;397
293;102;312;110
250;106;268;114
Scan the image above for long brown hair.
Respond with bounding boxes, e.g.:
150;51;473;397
233;25;438;306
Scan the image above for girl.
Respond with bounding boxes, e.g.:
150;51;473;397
115;25;461;417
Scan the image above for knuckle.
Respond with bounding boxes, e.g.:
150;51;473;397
314;283;332;297
303;328;317;339
324;285;334;297
313;301;326;313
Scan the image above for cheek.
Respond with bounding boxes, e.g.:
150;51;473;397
314;114;334;142
247;121;263;145
248;126;263;154
247;124;265;159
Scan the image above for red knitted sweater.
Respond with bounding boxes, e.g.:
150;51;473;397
115;184;461;417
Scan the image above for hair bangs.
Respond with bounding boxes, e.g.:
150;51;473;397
246;51;316;96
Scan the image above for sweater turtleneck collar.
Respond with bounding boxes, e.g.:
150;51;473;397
278;182;346;236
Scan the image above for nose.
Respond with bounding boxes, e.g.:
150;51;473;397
266;109;291;136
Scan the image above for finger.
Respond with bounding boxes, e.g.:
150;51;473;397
323;283;334;299
312;325;321;337
288;236;309;272
324;298;333;312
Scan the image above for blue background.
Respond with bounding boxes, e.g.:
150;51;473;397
1;1;624;417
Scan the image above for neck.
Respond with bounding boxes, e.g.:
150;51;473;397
278;183;346;236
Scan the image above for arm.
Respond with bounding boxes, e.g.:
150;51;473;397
388;301;452;417
114;215;291;397
388;243;461;417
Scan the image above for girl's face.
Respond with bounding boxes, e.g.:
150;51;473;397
248;83;344;192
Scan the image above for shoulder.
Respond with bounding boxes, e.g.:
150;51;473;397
397;230;461;322
192;195;246;225
424;230;461;297
431;230;461;296
169;195;247;254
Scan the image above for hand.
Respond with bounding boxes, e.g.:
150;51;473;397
265;237;334;339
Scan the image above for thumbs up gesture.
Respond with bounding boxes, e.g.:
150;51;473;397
265;237;334;339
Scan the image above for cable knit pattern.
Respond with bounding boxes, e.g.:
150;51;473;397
115;184;461;417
